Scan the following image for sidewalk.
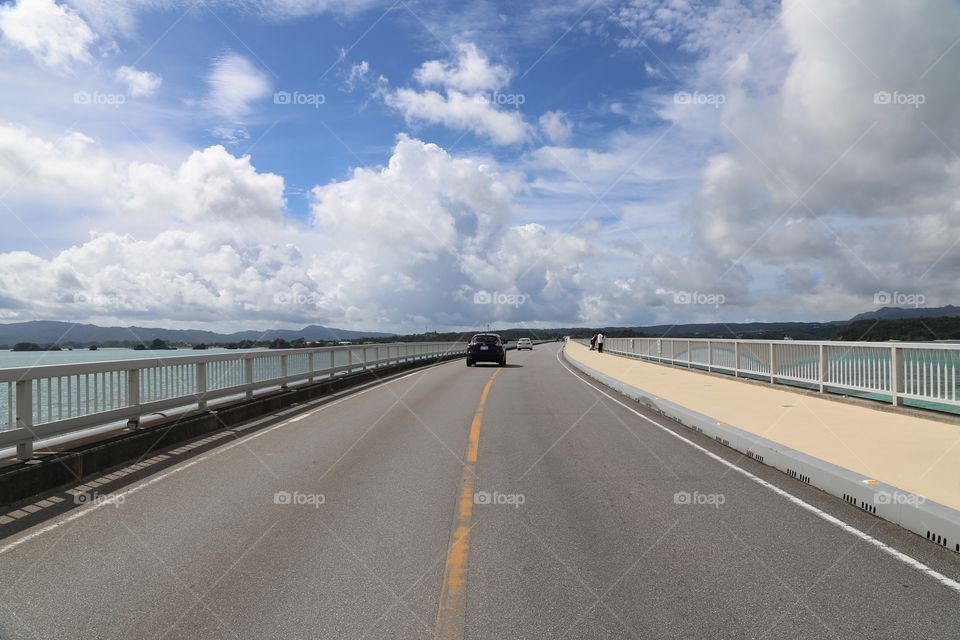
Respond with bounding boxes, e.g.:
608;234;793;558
565;341;960;511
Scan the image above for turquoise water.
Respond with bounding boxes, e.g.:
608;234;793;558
0;345;411;429
0;348;267;429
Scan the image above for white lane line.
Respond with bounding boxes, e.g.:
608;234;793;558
0;361;454;557
555;348;960;595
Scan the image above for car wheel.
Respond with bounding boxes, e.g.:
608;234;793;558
466;359;473;367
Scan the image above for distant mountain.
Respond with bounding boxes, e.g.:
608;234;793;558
849;306;960;321
628;321;846;340
0;321;393;347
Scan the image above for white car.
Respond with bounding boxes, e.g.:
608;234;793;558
516;338;533;350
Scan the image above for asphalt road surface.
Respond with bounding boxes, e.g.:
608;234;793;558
2;344;960;639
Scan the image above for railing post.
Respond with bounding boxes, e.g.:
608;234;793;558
707;340;713;372
734;342;740;378
819;344;827;393
244;357;254;399
280;354;289;390
309;352;316;382
891;345;903;406
15;380;33;460
196;362;208;410
769;343;776;383
687;340;692;368
127;369;141;428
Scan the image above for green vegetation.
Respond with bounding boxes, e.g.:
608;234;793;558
12;342;44;351
11;342;64;351
224;340;257;349
838;317;960;342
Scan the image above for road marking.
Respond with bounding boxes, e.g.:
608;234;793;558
555;347;960;595
434;368;500;640
0;360;458;557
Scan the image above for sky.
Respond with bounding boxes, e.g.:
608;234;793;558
0;0;958;333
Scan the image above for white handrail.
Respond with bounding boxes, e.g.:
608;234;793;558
581;337;960;415
0;342;466;459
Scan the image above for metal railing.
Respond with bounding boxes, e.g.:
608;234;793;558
590;337;960;414
0;342;465;460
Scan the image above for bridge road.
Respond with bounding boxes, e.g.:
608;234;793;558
1;344;960;639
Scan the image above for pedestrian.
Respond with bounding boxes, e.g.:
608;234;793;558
589;333;597;350
596;331;605;353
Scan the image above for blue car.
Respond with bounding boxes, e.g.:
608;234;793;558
466;333;506;367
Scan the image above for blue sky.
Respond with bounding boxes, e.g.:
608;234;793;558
0;0;958;332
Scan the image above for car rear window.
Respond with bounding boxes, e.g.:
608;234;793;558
472;335;499;344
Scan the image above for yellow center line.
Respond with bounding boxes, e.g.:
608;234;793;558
434;368;500;640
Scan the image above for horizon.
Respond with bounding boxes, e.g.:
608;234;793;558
0;303;953;340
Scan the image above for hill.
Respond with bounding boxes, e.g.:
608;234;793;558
837;316;960;342
0;321;393;348
849;305;960;321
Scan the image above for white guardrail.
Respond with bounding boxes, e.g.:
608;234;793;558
0;342;465;460
588;337;960;415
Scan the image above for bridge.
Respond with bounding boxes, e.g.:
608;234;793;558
1;338;959;639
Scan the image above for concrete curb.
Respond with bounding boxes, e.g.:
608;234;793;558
0;353;463;507
563;347;960;555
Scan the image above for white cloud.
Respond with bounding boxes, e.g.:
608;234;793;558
205;51;271;142
0;133;600;329
174;145;286;221
0;126;301;328
309;135;599;327
63;0;383;37
643;0;960;315
386;88;527;145
0;124;285;228
0;228;319;327
0;0;96;71
311;134;518;256
385;43;528;145
413;42;511;93
255;0;385;18
343;59;369;90
538;110;572;144
115;65;161;97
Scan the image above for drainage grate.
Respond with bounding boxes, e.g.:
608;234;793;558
786;469;810;484
842;493;876;514
747;451;764;463
926;531;950;548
